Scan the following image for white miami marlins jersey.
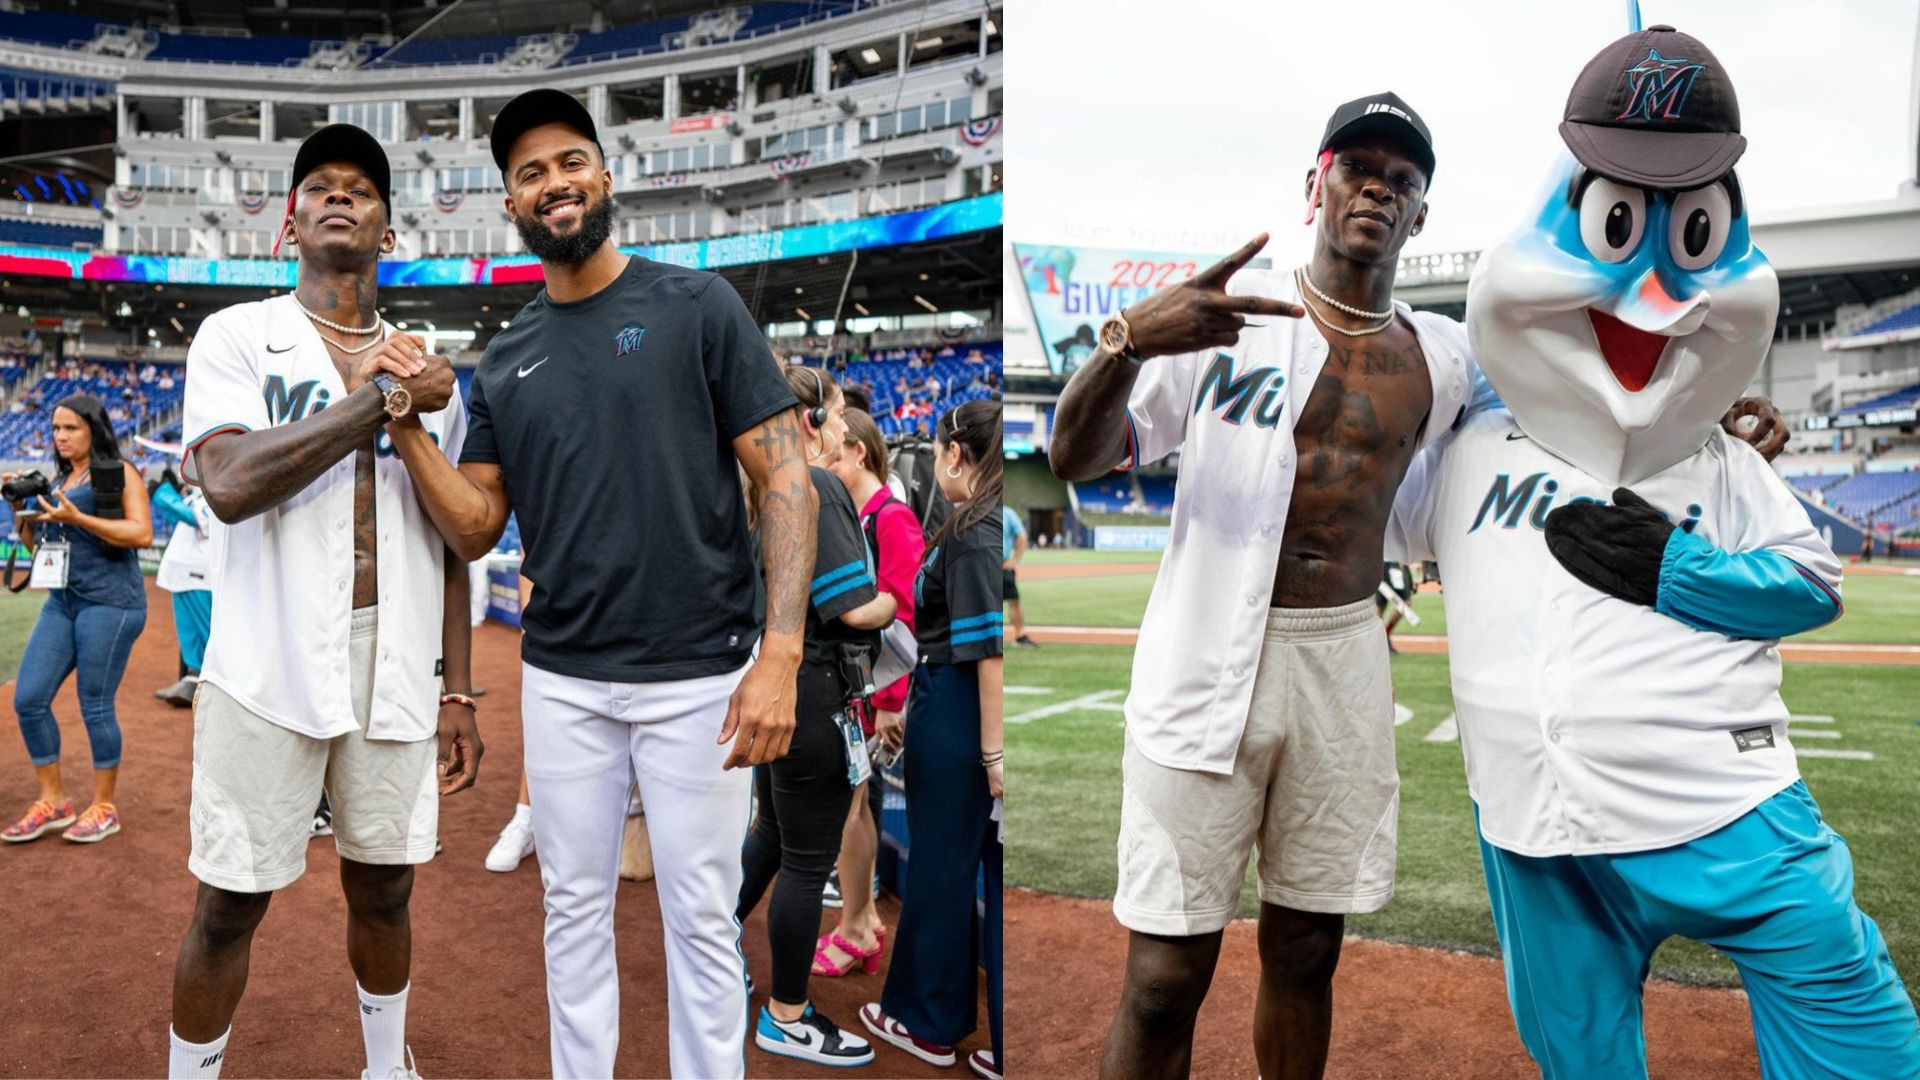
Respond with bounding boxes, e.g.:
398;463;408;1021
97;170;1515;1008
1387;408;1842;857
182;294;467;742
1121;269;1473;775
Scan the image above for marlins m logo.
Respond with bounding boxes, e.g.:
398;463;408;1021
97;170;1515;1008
262;376;330;425
615;325;647;357
1616;49;1705;123
1192;352;1286;428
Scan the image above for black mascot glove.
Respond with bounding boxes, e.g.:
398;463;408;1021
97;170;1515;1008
1542;487;1674;608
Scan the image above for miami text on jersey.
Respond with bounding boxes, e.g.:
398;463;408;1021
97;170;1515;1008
1468;470;1703;534
1190;352;1287;428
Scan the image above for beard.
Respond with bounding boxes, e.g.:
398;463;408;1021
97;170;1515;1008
514;191;617;266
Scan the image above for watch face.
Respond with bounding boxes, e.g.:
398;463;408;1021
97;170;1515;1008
387;387;412;418
1100;317;1129;354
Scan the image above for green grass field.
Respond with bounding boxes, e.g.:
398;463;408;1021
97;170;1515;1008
1009;553;1920;994
1018;549;1920;646
0;589;45;682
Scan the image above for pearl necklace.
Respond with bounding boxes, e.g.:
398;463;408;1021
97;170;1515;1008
1296;270;1394;338
293;296;380;335
1298;267;1393;320
315;323;390;356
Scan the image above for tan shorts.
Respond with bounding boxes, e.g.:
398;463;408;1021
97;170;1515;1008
1115;599;1398;935
188;607;437;893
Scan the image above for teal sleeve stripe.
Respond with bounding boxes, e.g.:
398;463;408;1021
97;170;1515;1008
950;626;1005;646
813;573;874;607
952;612;1004;630
811;560;866;591
1654;529;1842;640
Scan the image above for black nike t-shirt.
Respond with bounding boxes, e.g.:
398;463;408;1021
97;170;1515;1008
805;466;880;665
462;256;798;682
915;510;1004;665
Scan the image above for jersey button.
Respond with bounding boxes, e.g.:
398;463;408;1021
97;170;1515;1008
1550;732;1562;743
1245;593;1260;607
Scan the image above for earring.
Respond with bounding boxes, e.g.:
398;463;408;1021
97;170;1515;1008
945;462;963;480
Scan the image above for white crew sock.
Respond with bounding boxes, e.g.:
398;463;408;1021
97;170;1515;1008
511;802;531;826
356;983;409;1076
168;1026;229;1079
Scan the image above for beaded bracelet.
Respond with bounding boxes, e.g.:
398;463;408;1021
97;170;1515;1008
440;693;478;710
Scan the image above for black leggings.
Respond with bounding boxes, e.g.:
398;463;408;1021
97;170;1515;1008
737;661;856;1006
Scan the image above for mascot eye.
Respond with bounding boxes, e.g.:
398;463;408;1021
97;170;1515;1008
1669;183;1732;271
1577;178;1647;264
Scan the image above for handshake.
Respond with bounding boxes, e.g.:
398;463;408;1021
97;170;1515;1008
352;333;458;420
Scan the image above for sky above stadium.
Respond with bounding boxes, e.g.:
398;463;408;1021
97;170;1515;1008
1008;0;1917;260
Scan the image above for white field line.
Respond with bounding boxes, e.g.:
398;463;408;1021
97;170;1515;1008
1009;689;1125;725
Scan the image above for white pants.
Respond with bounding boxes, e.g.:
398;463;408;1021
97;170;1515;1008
468;558;490;628
522;661;754;1080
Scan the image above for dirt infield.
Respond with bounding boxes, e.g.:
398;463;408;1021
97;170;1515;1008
0;580;985;1079
1006;889;1761;1078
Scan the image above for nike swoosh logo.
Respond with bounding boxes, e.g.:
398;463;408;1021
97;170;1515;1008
1506;432;1529;441
517;357;549;378
266;343;295;354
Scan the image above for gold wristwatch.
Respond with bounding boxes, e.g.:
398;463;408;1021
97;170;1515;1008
370;372;412;420
1099;312;1144;364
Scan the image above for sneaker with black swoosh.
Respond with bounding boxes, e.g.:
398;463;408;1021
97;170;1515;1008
755;1004;874;1067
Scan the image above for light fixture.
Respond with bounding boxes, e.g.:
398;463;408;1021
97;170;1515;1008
794;286;804;294
473;320;483;329
15;305;28;318
918;272;929;281
913;294;938;313
500;320;510;328
853;302;869;315
986;18;998;34
175;301;186;309
914;36;942;49
396;321;409;329
154;284;164;292
795;307;811;320
117;302;132;317
860;47;881;64
480;304;490;313
170;316;185;334
147;328;158;338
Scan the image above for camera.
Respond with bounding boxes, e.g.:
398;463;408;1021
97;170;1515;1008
2;471;51;506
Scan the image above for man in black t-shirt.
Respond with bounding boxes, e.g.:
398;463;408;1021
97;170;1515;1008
382;89;812;1080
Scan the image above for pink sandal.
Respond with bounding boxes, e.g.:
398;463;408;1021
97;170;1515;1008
812;929;883;977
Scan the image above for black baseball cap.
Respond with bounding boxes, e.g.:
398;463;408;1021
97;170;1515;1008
1319;92;1435;184
290;123;391;209
489;88;602;174
1559;25;1745;189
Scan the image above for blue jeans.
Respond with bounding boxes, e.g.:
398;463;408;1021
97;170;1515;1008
14;589;146;769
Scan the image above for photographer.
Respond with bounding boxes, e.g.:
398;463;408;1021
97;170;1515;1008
736;366;896;1067
2;394;152;845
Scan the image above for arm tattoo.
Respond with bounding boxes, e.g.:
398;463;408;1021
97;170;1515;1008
751;414;803;472
198;389;388;523
757;476;814;636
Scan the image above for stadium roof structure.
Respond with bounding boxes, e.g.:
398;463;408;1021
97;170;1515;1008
0;219;998;348
22;0;837;45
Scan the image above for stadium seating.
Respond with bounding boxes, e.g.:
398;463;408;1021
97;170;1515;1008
2;360;184;461
1846;302;1920;342
0;218;102;248
1838;381;1920;417
1074;476;1133;514
1788;474;1846;494
1819;470;1920;521
1136;475;1175;513
0;3;873;72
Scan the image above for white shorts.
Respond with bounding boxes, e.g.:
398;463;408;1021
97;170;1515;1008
1115;599;1398;935
188;607;437;893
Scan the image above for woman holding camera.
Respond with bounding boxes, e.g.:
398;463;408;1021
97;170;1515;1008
737;366;897;1068
2;394;152;844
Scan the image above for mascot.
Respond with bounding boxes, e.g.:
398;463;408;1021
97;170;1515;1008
1388;23;1920;1078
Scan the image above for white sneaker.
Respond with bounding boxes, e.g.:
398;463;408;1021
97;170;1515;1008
484;816;535;872
361;1046;420;1079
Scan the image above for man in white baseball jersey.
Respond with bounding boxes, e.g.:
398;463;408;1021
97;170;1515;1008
165;123;481;1080
1050;91;1787;1080
382;89;813;1079
1389;25;1919;1078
